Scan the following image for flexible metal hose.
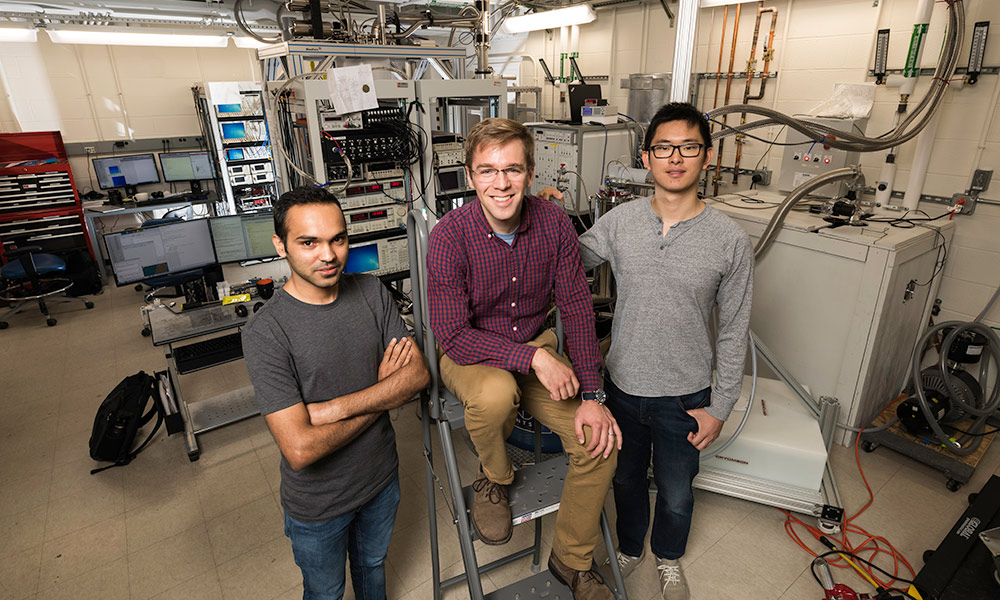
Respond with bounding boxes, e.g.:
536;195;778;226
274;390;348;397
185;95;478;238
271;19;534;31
709;1;965;153
754;166;864;261
910;321;1000;454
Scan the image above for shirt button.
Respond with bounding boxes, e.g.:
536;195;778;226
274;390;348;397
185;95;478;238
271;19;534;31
512;277;517;282
510;302;516;307
513;326;518;331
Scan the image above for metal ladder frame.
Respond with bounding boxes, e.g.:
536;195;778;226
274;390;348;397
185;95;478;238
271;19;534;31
407;210;628;599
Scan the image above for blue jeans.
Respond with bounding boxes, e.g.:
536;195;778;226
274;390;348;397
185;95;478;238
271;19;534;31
283;475;400;600
606;375;710;560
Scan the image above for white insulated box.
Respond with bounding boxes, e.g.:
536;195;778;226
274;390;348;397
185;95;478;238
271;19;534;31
706;377;828;491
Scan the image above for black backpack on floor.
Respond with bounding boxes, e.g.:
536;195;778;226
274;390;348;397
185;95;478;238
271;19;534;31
89;371;164;474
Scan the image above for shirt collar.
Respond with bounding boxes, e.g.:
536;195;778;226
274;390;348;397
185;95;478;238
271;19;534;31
471;195;535;236
644;196;711;229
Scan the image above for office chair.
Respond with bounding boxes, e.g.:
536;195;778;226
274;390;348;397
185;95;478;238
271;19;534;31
0;245;94;329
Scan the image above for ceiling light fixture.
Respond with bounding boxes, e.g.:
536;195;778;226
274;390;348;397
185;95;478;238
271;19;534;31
46;27;229;48
502;4;597;34
0;28;38;43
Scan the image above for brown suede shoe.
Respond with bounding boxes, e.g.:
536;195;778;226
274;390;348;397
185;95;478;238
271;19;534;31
471;465;512;545
548;552;614;600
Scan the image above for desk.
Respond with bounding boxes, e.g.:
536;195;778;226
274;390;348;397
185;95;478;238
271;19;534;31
84;196;214;284
146;301;259;461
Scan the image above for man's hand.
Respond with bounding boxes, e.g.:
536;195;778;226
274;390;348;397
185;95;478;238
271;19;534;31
531;348;579;401
307;398;343;425
575;401;622;459
378;337;414;381
537;186;564;205
686;408;724;450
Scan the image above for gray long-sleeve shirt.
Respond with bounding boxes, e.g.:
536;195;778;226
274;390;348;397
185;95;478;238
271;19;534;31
579;199;754;421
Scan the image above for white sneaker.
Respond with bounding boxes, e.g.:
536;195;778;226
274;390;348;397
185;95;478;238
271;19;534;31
656;557;689;600
603;549;645;579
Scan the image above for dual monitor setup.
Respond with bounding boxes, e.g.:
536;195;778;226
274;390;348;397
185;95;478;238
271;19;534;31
103;213;393;287
92;152;213;201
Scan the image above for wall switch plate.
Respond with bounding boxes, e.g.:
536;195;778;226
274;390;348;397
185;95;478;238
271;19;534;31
971;169;993;193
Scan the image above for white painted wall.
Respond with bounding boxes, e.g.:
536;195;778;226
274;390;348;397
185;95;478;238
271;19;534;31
0;0;997;328
516;0;1000;327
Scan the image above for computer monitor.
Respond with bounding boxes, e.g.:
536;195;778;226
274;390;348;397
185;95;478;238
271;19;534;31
568;84;603;124
103;218;216;286
209;212;279;264
92;153;160;193
159;151;214;183
345;242;380;274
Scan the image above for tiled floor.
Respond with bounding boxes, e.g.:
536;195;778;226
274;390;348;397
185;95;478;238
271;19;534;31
1;284;998;600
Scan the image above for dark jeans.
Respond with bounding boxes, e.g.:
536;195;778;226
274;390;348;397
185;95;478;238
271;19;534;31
284;474;400;600
606;375;710;560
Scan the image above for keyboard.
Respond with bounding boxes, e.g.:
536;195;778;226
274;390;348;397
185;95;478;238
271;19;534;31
173;332;243;374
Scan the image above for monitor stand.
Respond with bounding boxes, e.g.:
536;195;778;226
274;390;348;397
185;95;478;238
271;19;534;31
124;185;138;200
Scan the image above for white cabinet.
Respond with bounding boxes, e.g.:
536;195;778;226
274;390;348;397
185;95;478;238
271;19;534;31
712;191;954;445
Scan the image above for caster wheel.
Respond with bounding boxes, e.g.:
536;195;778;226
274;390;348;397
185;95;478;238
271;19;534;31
862;441;879;453
85;301;94;309
0;321;8;329
188;452;200;462
923;549;934;563
134;284;143;291
946;479;962;492
46;318;57;327
141;327;151;337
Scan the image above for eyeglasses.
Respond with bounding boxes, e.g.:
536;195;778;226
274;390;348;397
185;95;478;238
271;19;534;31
471;166;528;182
647;143;705;159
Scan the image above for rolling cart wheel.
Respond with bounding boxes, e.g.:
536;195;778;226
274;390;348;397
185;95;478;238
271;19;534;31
946;479;962;493
0;321;8;330
46;318;57;327
141;327;151;337
188;451;200;462
85;301;94;309
861;441;879;453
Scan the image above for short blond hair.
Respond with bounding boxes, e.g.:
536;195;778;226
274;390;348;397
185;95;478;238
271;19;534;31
464;118;535;173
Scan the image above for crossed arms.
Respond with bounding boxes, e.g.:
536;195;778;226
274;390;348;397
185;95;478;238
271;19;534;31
265;338;429;470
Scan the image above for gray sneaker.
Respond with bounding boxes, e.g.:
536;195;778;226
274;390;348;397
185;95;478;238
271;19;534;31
603;549;645;579
655;557;689;600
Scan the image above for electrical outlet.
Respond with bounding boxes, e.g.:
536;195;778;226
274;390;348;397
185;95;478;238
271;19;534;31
84;146;96;154
971;169;993;193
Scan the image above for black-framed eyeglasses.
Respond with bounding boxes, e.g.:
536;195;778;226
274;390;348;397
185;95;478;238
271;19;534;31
647;143;705;159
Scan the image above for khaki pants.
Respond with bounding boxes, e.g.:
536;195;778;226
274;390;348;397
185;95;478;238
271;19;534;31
439;329;618;570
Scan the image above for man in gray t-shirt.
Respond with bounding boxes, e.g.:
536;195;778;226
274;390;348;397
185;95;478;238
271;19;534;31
242;187;428;600
578;103;753;600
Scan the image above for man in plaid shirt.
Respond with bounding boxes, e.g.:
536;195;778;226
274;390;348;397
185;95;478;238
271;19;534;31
427;118;621;600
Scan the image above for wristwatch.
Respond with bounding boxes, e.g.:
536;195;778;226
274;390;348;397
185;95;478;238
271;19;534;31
581;389;607;405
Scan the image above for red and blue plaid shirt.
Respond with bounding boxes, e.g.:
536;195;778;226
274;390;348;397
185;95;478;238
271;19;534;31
427;195;602;391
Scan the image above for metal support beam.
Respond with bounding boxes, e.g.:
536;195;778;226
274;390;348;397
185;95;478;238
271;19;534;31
670;0;699;102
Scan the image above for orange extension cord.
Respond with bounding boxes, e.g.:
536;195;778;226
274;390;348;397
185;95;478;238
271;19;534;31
779;394;917;594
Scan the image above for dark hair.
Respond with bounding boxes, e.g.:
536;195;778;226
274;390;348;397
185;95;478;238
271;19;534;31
464;118;535;173
273;186;342;242
644;102;713;152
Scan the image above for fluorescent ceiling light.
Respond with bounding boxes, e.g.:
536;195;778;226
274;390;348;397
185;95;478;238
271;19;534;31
0;28;38;43
503;4;596;34
46;27;229;48
232;36;278;49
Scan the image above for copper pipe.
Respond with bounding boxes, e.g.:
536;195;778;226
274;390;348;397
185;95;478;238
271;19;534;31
747;6;778;101
706;5;728;194
733;2;777;183
713;2;741;196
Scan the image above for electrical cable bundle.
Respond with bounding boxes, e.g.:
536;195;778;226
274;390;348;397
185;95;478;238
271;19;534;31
708;0;965;153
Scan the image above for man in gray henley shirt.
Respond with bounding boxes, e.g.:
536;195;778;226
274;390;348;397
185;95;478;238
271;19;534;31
578;103;754;600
